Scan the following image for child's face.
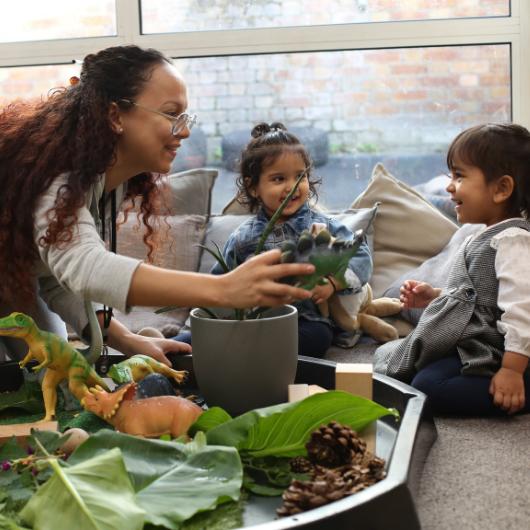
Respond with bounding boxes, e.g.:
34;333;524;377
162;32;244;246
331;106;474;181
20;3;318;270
252;151;310;221
446;158;508;226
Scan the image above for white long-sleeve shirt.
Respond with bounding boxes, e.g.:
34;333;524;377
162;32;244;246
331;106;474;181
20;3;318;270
490;221;530;359
33;173;141;336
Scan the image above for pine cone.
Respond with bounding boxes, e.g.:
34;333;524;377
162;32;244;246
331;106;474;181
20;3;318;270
290;456;314;474
277;467;347;517
339;453;387;494
306;421;366;467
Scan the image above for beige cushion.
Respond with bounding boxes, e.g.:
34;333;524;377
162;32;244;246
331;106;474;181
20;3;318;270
351;163;458;297
221;193;251;215
114;213;207;336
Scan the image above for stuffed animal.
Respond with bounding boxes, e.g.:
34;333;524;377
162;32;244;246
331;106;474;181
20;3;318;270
318;283;402;343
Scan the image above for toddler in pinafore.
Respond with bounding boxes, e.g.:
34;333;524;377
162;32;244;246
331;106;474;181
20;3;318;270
374;123;530;416
212;122;373;357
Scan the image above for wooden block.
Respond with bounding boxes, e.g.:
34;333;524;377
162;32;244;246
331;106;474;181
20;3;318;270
335;363;375;452
308;385;327;396
288;384;309;402
0;421;58;445
335;363;373;399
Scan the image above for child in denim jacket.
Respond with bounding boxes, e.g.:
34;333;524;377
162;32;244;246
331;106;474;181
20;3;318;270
212;122;372;357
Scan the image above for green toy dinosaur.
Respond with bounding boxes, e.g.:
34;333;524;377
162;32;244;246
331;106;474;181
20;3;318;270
0;305;109;422
108;354;187;385
279;228;365;290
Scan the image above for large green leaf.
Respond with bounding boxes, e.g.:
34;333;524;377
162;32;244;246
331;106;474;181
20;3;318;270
69;430;243;530
138;433;242;529
205;390;399;458
20;448;145;530
68;430;189;491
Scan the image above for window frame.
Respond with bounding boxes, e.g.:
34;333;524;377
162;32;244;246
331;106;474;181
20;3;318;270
0;0;528;128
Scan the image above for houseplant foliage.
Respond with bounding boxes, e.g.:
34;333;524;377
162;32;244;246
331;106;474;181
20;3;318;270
157;168;332;319
0;393;398;529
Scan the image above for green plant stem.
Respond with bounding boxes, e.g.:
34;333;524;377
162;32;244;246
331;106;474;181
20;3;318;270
253;168;311;256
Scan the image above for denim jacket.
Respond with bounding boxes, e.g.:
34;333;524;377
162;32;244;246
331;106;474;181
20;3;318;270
211;203;373;325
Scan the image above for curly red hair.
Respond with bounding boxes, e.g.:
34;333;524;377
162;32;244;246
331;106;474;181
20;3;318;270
0;45;171;308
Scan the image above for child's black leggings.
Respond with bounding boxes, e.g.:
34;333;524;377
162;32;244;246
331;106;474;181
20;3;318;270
412;355;530;416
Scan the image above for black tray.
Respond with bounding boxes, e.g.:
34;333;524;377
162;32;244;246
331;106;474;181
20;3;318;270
1;355;437;530
168;354;437;530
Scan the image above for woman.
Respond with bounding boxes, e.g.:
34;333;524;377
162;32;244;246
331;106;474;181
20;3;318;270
0;45;314;366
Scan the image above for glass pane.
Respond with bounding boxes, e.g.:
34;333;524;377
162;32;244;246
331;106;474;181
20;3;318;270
0;0;116;43
0;64;80;106
142;0;509;33
172;45;510;212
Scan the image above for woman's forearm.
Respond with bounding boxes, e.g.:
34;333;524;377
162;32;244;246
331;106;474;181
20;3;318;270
126;252;315;310
127;263;225;308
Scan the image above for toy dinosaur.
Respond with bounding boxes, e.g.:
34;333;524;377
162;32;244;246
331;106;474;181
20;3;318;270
282;226;401;342
0;310;109;422
108;354;187;385
279;227;365;290
82;382;203;438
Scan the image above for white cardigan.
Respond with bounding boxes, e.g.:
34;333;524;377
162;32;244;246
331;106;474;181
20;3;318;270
34;173;141;336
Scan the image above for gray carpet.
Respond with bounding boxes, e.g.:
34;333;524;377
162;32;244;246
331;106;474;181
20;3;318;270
325;344;530;530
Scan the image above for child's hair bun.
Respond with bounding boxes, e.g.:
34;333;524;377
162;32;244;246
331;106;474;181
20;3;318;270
251;122;287;138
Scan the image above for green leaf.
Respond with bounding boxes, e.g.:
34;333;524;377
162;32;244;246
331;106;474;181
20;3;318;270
206;391;399;458
68;430;243;530
29;429;67;455
68;430;190;491
0;379;44;415
0;511;31;530
189;406;232;436
138;439;242;529
20;448;145;530
0;437;27;461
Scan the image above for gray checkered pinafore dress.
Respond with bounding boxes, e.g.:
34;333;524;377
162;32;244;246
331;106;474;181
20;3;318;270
374;219;530;383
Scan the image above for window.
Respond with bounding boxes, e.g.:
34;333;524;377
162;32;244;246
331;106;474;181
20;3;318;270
0;0;528;211
141;0;510;34
0;0;116;43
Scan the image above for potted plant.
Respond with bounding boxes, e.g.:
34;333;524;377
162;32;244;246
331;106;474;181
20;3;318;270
159;171;364;415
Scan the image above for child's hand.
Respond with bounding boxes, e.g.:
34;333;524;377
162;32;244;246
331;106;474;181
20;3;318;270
400;280;441;308
489;367;526;414
311;280;335;305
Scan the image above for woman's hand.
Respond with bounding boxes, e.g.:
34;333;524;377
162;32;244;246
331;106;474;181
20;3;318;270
220;249;314;308
400;280;441;308
124;334;192;367
106;316;191;366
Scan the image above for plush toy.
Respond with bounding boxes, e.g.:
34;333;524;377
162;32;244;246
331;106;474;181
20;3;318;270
318;283;402;343
308;224;402;343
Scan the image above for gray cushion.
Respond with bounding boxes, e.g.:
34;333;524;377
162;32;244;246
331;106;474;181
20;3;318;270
165;167;218;215
383;223;484;324
115;213;208;336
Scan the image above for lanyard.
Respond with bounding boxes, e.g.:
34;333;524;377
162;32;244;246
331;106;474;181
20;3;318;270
99;189;117;333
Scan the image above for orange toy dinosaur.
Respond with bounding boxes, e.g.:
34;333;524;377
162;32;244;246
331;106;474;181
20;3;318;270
82;383;203;438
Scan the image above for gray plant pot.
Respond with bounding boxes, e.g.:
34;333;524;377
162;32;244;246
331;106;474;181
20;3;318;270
190;305;298;416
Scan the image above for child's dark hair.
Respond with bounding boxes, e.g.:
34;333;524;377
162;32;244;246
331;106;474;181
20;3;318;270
236;122;320;212
447;123;530;218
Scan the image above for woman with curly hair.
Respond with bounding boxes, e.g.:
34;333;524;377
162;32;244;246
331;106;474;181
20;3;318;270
0;45;314;366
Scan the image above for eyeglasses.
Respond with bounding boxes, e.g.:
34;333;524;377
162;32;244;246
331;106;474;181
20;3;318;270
119;99;197;136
